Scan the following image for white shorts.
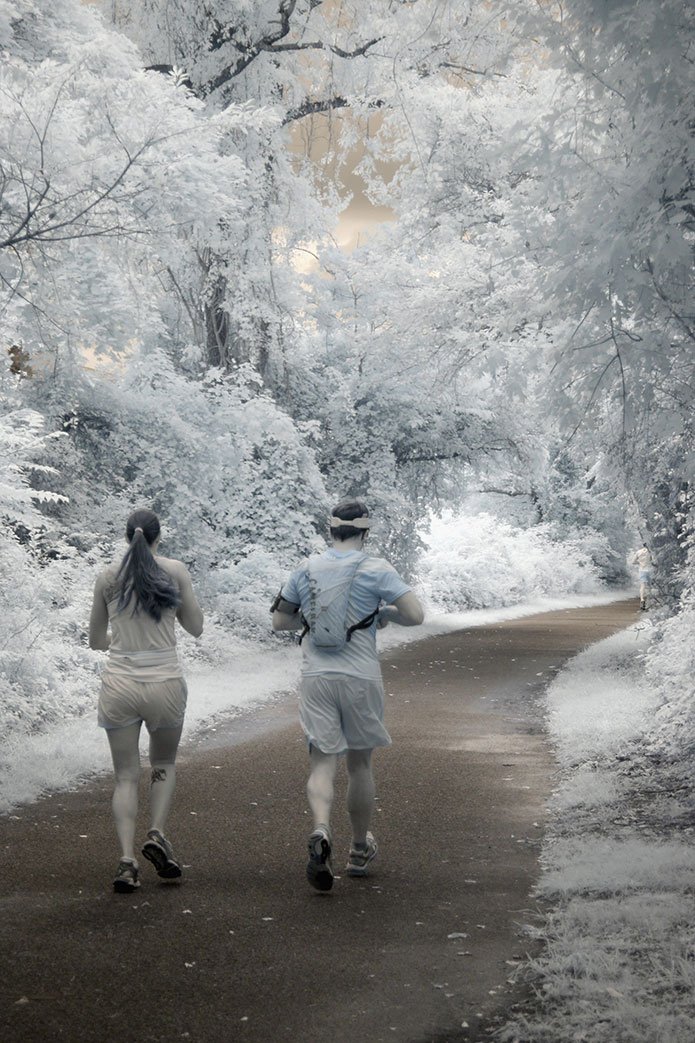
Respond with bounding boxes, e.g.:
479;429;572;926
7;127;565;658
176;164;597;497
98;674;187;732
299;673;392;755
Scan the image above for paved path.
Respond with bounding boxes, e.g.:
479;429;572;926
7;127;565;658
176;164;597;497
0;600;638;1043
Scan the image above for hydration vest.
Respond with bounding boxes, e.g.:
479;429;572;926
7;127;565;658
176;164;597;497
301;553;379;651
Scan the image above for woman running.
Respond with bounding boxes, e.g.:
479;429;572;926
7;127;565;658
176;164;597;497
89;508;203;893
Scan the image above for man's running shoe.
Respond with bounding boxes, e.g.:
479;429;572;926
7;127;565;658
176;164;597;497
141;829;182;879
113;858;140;893
346;832;378;877
306;826;333;892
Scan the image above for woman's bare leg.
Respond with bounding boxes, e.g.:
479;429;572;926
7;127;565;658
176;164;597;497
106;722;142;861
148;723;183;835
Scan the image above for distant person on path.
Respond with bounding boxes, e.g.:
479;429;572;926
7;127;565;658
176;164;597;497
631;542;654;610
89;508;204;893
272;499;424;892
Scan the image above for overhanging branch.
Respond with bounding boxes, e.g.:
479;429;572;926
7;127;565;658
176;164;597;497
205;0;383;95
283;95;384;124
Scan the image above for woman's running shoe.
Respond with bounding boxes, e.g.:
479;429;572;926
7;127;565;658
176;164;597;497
113;858;140;893
346;832;378;877
141;830;182;879
306;826;334;892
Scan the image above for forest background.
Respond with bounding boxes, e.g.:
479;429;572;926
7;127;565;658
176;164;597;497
0;0;693;805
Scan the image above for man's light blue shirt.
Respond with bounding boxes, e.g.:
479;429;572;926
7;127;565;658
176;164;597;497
282;548;411;680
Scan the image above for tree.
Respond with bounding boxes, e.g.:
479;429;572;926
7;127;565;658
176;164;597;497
1;0;263;375
501;0;695;598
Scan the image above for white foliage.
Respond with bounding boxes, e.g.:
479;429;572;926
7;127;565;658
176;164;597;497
0;0;268;366
0;392;98;740
418;511;606;612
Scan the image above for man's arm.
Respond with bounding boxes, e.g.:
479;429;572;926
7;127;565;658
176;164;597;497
378;591;424;627
272;597;304;632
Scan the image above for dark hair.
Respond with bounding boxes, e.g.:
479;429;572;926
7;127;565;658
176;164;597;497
114;509;181;621
330;499;370;542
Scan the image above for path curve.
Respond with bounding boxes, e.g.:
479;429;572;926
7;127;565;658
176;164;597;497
0;600;638;1043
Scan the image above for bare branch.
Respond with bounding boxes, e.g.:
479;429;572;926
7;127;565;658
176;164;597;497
471;487;534;497
439;61;507;78
646;258;695;343
205;0;382;95
561;38;626;100
268;37;383;59
563;354;620;447
608;303;628;441
0;139;152;250
285;93;386;123
282;95;349;124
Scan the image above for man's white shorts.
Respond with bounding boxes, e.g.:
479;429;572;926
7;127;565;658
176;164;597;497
299;673;392;754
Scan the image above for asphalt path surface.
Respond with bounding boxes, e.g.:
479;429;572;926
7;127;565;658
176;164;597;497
0;599;638;1043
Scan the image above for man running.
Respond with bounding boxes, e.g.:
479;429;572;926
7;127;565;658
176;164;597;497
272;499;424;892
631;542;654;610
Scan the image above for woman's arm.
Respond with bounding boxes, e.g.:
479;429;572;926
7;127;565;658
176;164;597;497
174;564;204;637
88;575;111;650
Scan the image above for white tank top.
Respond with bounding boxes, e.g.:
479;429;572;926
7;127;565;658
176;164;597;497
102;566;183;681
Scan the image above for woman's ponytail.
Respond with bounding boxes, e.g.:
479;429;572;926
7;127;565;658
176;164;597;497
115;509;181;621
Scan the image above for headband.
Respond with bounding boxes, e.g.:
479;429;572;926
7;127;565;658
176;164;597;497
330;516;370;530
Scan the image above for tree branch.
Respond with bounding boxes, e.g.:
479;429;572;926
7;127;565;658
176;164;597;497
205;0;382;95
472;487;535;497
439;61;507;78
282;95;347;124
646;258;695;343
268;37;383;58
283;95;384;124
0;143;146;249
